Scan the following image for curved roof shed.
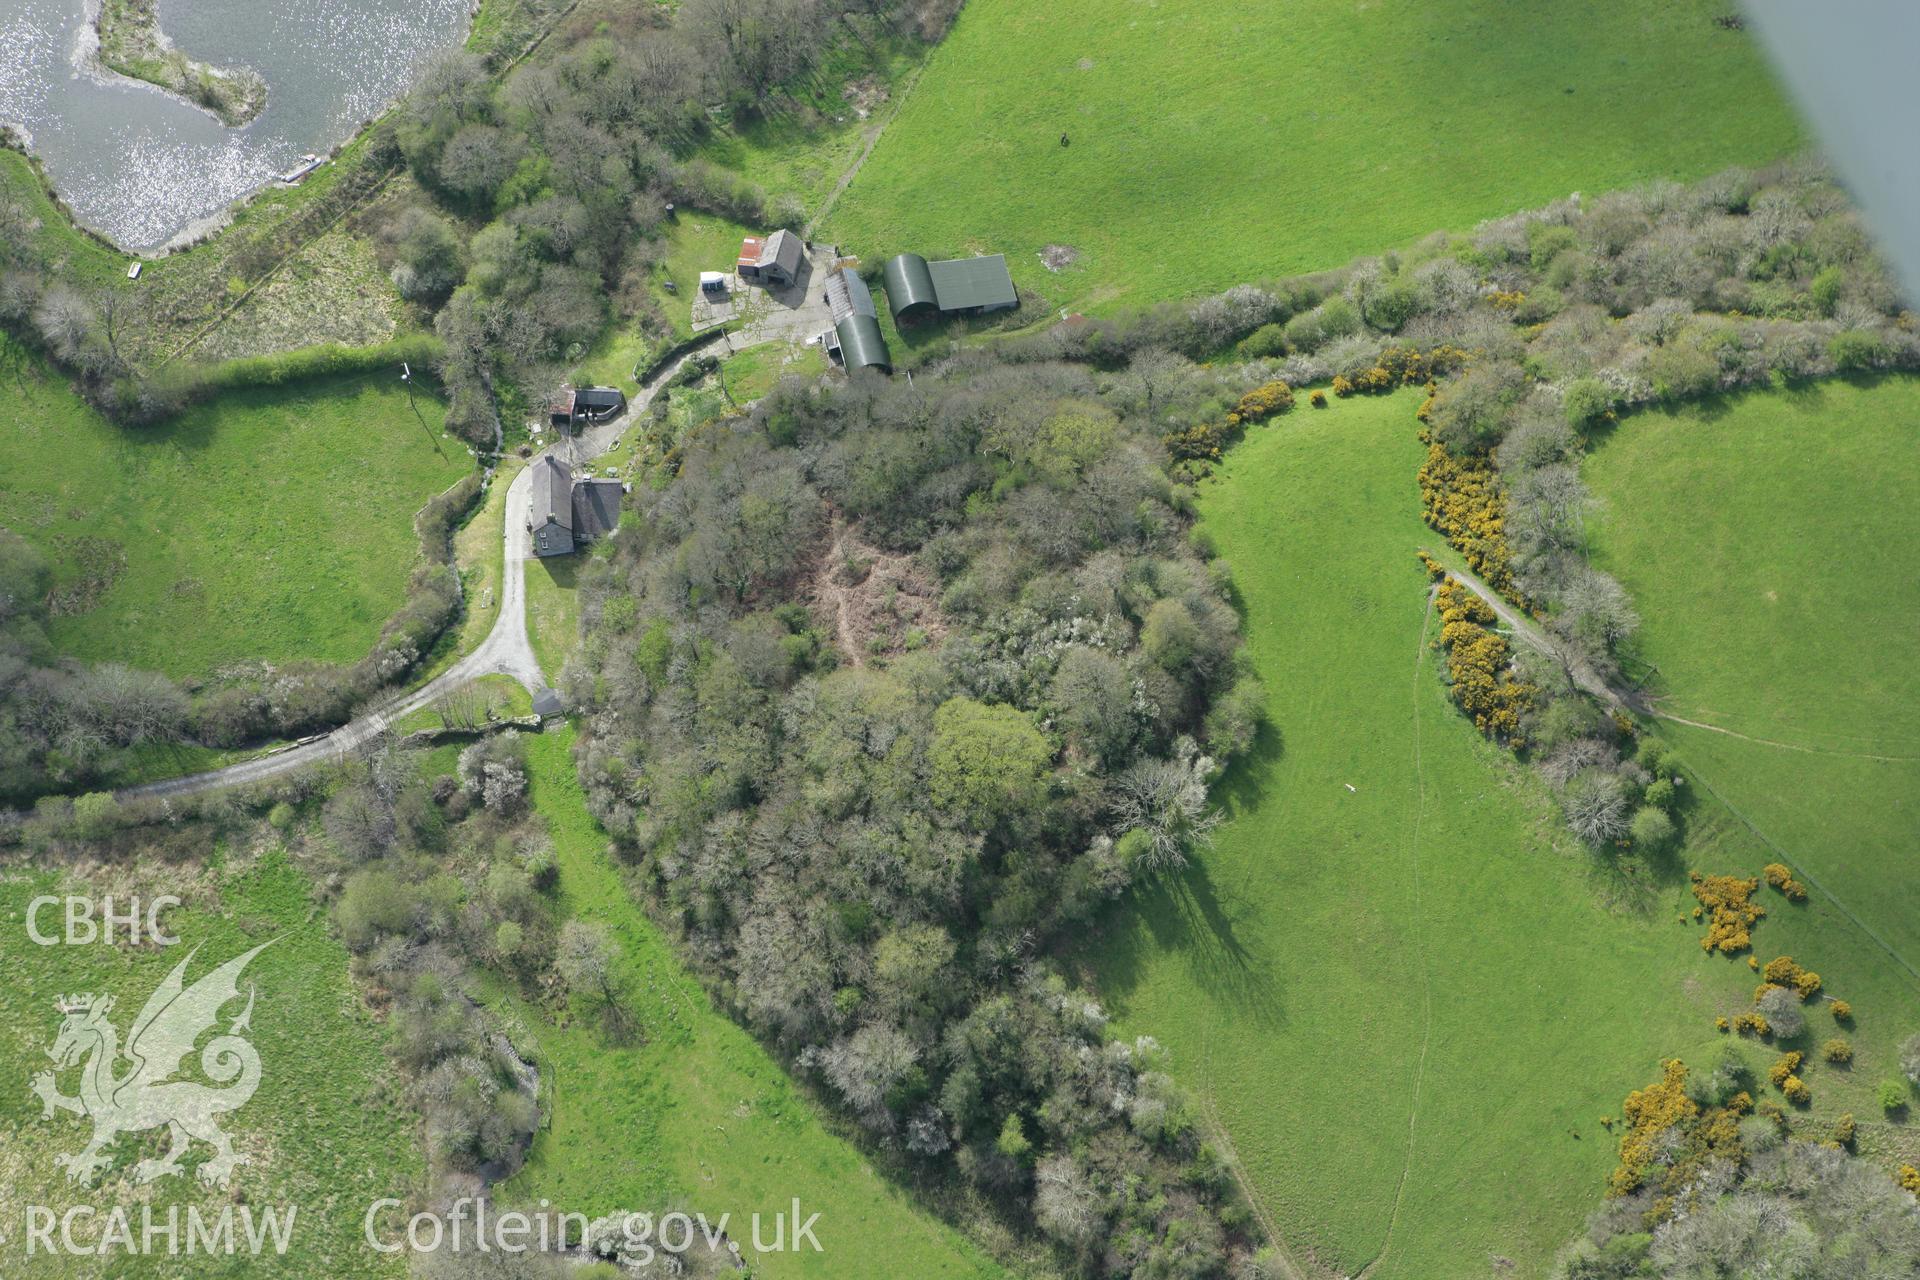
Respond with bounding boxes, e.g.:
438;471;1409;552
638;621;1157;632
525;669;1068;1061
882;253;939;320
835;314;893;375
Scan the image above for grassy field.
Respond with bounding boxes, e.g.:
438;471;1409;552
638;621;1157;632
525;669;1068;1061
491;731;1012;1279
826;0;1804;314
526;554;582;682
1586;375;1920;980
0;850;420;1277
1077;390;1920;1277
0;335;475;680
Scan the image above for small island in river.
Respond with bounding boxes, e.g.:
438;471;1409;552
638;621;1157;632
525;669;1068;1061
92;0;267;126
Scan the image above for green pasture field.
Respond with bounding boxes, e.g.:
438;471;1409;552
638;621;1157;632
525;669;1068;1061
0;334;475;681
0;850;420;1277
526;553;582;682
1586;374;1920;990
826;0;1804;315
491;730;1013;1279
1078;390;1920;1277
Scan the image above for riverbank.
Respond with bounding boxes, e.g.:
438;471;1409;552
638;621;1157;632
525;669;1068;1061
89;0;267;127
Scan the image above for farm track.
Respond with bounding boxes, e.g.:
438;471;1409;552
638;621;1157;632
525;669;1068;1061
805;55;928;238
1354;593;1438;1280
1644;710;1920;763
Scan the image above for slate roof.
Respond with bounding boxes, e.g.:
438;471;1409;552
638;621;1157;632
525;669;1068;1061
763;229;803;277
531;455;574;531
571;478;624;540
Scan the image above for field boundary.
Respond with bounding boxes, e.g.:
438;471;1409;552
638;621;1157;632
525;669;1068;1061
1673;745;1920;992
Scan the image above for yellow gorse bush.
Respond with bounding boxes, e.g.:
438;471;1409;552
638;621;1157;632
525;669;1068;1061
1419;440;1523;600
1433;576;1534;743
1692;872;1765;954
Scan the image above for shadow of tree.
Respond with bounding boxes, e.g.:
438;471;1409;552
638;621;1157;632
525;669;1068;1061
1080;721;1288;1030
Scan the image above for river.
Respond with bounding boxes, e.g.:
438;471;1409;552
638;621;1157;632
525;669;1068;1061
0;0;472;252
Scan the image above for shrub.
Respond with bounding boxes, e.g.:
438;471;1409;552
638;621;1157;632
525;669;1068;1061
1832;1112;1855;1147
1433;578;1534;743
1607;1059;1696;1197
1237;323;1288;360
1309;389;1327;408
1832;1000;1852;1023
1767;1051;1803;1088
1756;986;1805;1040
1227;380;1294;425
1646;339;1720;401
1780;1075;1810;1105
1822;1038;1852;1064
1829;328;1892;370
1763;862;1808;901
1880;1080;1909;1113
1901;1164;1920;1196
1628;805;1675;853
1562;377;1618;427
1419;442;1522;600
1642;777;1676;810
1691;872;1764;954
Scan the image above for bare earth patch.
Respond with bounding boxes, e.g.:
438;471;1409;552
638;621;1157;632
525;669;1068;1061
1039;243;1081;272
842;76;891;121
808;516;946;665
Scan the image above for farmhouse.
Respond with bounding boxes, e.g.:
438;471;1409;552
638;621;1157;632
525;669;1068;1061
548;386;627;430
736;229;803;288
881;252;1017;321
824;267;892;375
528;454;626;558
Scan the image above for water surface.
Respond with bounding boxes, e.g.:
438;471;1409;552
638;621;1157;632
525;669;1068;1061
0;0;471;250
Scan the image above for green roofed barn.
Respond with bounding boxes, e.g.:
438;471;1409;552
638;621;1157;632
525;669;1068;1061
881;252;1017;321
834;314;892;375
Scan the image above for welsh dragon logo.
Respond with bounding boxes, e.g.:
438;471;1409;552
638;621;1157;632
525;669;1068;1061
30;941;273;1189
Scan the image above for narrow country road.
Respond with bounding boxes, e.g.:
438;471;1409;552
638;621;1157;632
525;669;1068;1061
116;349;704;802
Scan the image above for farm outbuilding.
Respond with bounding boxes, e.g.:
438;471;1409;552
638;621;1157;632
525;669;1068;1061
881;252;1017;321
548;386;627;429
833;314;893;375
737;229;803;287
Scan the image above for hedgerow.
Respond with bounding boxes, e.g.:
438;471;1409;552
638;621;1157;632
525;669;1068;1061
1419;442;1522;600
1432;576;1533;742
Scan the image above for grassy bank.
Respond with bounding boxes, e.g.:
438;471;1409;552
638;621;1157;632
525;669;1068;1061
493;730;1013;1279
827;0;1803;314
1077;390;1918;1277
0;334;474;680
